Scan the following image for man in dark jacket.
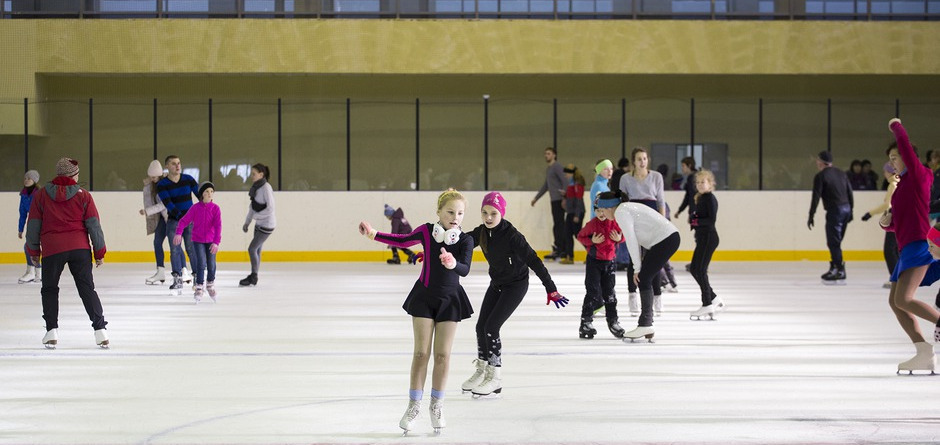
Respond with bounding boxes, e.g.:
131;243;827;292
26;157;109;349
808;151;854;284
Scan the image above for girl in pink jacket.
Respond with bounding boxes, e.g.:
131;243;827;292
174;182;221;303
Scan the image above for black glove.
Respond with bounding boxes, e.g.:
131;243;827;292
861;212;872;222
807;217;814;230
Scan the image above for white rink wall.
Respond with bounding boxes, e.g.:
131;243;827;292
0;190;889;259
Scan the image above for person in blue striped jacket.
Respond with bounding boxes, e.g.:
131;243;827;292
157;155;199;292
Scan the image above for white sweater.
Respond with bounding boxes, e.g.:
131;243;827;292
614;202;678;276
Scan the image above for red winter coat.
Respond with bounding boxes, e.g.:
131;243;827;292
25;176;107;260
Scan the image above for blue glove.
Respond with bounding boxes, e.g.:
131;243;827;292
408;252;424;265
546;291;569;309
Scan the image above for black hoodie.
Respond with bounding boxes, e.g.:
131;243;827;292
469;219;557;293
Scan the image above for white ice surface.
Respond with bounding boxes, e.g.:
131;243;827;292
1;261;939;444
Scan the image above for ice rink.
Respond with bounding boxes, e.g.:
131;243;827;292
1;260;939;444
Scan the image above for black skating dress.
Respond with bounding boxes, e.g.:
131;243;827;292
373;223;474;322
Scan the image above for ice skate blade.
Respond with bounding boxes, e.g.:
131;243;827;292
897;369;936;376
43;342;56;350
433;427;443;436
623;333;655;343
578;333;595;339
822;279;846;286
690;314;716;321
97;342;109;350
471;387;502;399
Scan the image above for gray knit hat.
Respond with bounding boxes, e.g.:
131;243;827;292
24;170;39;184
384;204;395;217
55;157;79;177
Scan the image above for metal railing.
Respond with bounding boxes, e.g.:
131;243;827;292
1;0;937;20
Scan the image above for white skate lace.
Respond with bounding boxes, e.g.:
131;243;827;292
430;401;443;421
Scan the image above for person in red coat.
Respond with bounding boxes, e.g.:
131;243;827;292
26;157;109;350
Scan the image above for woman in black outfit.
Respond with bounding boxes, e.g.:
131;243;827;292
462;191;568;398
688;170;725;320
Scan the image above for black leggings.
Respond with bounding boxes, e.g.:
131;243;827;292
476;280;528;367
690;229;719;306
637;232;681;327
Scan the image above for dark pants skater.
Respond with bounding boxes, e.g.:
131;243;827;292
41;249;107;331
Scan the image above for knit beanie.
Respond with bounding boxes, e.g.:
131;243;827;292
55;157;79;177
384;204;395;218
24;170;39;184
818;151;833;164
147;160;163;177
197;181;215;200
481;191;507;217
595;159;613;176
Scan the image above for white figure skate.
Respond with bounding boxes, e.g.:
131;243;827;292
461;359;486;393
897;342;936;375
628;292;639;317
653;294;663;317
471;365;502;399
206;281;217;302
42;329;58;349
429;396;445;435
399;399;420;435
94;329;109;349
145;267;165;285
690;304;717;321
18;265;36;284
623;326;655;343
193;284;204;304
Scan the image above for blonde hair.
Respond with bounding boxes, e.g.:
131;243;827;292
566;163;586;187
693;169;716;203
437;188;466;211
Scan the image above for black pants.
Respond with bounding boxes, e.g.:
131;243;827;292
825;204;851;264
690;229;719;306
391;246;415;260
550;200;565;254
476;280;528;367
637;232;681;327
883;231;898;275
563;212;584;258
41;249;107;331
580;256;618;322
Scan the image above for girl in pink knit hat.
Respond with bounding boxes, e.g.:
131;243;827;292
461;191;568;399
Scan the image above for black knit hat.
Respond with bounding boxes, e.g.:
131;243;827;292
197;181;215;200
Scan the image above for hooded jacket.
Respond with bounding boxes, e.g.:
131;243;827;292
469;219;557;293
25;176;107;260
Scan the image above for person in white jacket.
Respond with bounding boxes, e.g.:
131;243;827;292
240;163;276;287
139;160;169;285
614;191;680;342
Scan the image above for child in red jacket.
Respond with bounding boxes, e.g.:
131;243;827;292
576;191;626;339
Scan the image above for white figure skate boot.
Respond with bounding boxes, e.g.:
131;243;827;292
628;292;639;317
193;284;204;304
42;328;58;349
623;326;655;343
471;365;502;398
461;359;486;393
145;267;165;285
897;342;936;375
18;265;35;284
429;396;445;435
399;399;420;434
206;281;217;302
181;267;193;284
653;294;663;317
94;329;109;349
690;304;716;321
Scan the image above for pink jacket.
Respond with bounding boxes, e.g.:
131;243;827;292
176;201;222;245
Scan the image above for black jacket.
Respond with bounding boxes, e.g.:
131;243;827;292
469;219;557;293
